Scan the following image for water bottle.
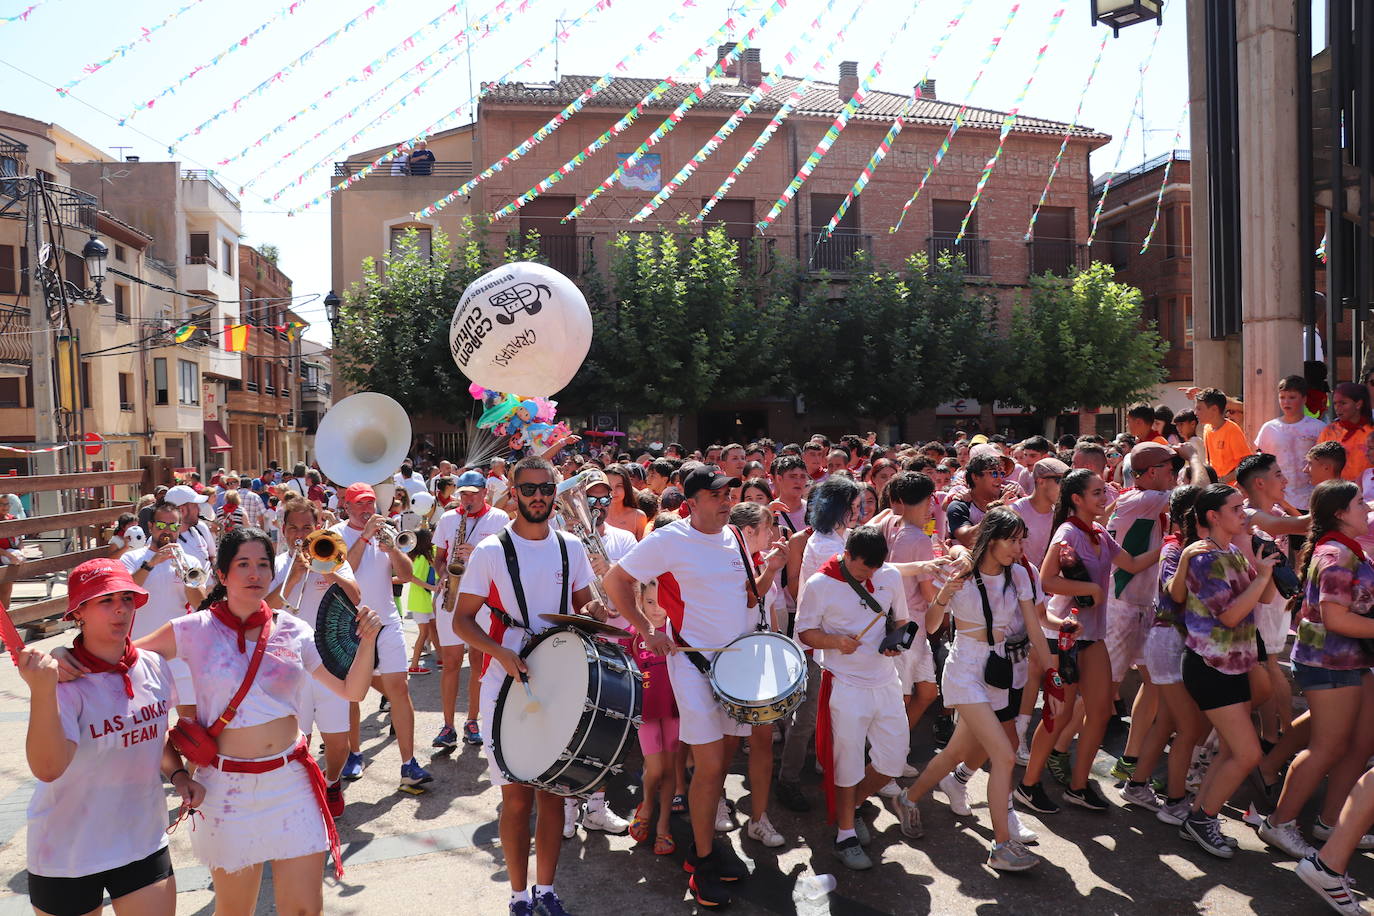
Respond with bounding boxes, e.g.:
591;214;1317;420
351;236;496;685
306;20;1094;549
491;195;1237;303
1057;609;1079;684
793;873;837;914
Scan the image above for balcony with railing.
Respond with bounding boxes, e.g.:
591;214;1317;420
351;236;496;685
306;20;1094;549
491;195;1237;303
0;304;30;373
181;169;239;208
333;160;475;181
0;176;95;230
927;235;991;276
1028;240;1090;277
533;234;593;278
806;231;873;274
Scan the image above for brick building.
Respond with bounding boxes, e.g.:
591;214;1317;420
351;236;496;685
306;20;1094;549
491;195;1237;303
332;49;1111;444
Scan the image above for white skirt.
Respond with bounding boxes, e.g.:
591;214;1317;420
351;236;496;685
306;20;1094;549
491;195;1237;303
941;635;1029;711
191;750;329;874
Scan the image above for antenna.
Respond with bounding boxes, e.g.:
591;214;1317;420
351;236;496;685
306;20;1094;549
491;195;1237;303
110;145;133;160
555;10;567;83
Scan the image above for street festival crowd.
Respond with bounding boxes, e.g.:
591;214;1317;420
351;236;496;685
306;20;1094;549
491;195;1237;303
24;374;1374;915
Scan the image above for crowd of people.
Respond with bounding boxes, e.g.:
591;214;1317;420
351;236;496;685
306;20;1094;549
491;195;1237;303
17;372;1374;914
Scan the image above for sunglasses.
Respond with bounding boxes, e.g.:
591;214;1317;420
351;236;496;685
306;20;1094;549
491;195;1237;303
153;520;178;531
516;482;558;497
587;495;613;508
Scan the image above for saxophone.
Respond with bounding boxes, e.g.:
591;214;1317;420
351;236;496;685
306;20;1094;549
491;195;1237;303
445;511;468;614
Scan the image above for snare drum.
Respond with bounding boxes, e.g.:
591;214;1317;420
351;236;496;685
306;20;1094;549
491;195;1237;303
491;626;642;796
709;631;808;725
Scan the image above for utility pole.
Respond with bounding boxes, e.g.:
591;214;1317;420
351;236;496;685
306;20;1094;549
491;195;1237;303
24;181;62;514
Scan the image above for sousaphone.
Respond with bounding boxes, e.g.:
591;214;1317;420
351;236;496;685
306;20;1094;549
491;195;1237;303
315;392;412;491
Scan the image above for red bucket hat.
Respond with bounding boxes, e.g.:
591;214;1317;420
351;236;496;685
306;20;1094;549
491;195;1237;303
65;558;149;620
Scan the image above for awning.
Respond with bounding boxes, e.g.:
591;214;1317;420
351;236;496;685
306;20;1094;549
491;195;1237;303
203;418;233;452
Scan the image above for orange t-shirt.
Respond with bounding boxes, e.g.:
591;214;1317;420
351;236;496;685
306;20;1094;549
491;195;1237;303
1202;419;1251;478
1317;420;1374;482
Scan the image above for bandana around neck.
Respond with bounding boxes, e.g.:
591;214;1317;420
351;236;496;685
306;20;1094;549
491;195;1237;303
210;600;272;653
70;636;138;699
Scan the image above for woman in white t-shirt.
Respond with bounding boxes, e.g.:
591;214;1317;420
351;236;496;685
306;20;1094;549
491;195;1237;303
22;559;204;916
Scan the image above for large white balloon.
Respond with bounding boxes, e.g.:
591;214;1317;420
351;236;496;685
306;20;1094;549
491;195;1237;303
449;261;592;397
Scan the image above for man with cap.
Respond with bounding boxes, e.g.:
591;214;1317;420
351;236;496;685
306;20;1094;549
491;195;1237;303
1010;457;1070;566
331;483;433;789
431;470;510;750
162;485;216;568
604;466;756;908
1103;441;1205;795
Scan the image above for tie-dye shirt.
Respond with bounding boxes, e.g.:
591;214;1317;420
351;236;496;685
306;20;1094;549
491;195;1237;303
1183;546;1259;674
1153;537;1184;632
1291;541;1374;670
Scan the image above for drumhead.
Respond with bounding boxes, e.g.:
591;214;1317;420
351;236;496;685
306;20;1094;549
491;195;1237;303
497;630;591;781
712;633;805;704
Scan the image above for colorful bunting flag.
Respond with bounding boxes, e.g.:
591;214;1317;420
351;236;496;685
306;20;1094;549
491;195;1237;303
1139;103;1191;253
173;324;196;343
120;0;314;125
955;7;1065;243
819;0;976;239
890;2;1024;234
1025;32;1109;241
58;0;211;94
0;2;45;24
757;0;927;231
224;323;250;352
1087;21;1164;245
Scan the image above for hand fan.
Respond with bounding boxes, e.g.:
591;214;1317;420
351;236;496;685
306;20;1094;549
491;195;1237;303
314;584;376;680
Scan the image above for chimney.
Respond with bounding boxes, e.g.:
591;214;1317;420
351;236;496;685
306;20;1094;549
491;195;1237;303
715;43;739;79
740;48;762;86
838;61;859;100
917;79;937;101
125;155;140;162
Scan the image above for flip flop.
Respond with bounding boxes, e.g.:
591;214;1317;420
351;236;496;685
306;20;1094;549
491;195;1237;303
629;804;652;843
653;834;676;855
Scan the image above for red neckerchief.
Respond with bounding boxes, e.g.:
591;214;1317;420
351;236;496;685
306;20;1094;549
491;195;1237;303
1163;533;1181;548
1067;515;1102;547
810;468;825;480
1337;419;1369;435
1316;531;1369;562
210;600;272;653
70;636;139;699
464;504;491;520
820;555;874;593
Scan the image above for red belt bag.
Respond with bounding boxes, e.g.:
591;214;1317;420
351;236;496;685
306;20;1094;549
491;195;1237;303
170;617;273;767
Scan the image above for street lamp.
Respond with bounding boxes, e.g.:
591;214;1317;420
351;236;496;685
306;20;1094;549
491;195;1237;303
323;289;340;333
1090;0;1162;36
82;235;108;300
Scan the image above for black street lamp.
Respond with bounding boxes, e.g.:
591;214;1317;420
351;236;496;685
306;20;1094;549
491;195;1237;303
1090;0;1162;36
81;235;108;300
324;289;340;333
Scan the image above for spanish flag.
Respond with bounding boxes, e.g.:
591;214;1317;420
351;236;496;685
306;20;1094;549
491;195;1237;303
173;324;195;343
224;323;250;352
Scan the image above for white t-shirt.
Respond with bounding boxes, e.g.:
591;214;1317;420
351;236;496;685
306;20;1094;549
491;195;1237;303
177;521;215;566
398;475;428;500
600;524;638;564
433;506;509;557
331;522;399;621
27;653;174;877
947;563;1034;636
796;564;908;688
618;519;753;649
1010;497;1055;565
1105;486;1172;605
121;546;205;639
1256;415;1325;510
1363;469;1374;503
272;550;359;629
799;529;846;603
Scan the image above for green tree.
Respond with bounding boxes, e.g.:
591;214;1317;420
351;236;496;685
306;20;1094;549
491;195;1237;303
1000;262;1167;426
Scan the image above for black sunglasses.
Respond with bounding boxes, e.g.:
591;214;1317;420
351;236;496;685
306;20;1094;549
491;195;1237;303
516;482;558;497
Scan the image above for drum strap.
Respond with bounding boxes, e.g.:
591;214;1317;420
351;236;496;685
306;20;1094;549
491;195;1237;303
496;529;569;631
728;525;767;630
669;628;712;676
838;559;893;635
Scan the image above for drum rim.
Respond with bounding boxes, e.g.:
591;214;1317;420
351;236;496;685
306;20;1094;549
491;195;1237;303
708;630;808;706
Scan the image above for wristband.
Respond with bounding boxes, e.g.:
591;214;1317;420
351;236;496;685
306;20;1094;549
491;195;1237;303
141;561;154;572
168;767;190;783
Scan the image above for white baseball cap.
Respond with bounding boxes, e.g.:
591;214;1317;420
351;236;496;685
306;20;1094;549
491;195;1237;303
164;484;208;506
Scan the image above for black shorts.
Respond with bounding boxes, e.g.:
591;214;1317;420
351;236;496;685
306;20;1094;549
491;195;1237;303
1182;648;1251;711
28;846;172;916
996;686;1024;723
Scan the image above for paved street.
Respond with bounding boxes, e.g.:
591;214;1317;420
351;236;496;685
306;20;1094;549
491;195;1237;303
0;616;1358;915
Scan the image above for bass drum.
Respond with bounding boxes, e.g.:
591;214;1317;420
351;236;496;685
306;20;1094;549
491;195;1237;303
491;626;642;796
709;631;808;725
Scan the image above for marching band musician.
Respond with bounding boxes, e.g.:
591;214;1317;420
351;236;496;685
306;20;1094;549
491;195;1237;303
432;470;509;751
163;484;217;568
452;456;602;916
122;501;208;718
331;483;434;791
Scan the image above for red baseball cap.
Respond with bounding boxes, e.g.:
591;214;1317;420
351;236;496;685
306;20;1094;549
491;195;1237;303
65;558;148;619
342;482;376;504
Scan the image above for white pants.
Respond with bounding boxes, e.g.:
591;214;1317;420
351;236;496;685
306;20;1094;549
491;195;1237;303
827;679;908;787
894;637;936;694
667;652;751;746
436;595;491;648
941;635;1028;711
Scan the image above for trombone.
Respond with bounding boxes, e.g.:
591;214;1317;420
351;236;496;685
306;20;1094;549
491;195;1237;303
284;530;348;614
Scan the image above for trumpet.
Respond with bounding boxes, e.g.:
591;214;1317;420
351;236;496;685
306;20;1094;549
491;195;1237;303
171;546;208;589
375;520;416;553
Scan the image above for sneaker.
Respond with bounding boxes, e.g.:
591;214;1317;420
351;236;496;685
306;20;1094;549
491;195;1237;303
1180;813;1236;859
775;780;811;813
988;839;1041;872
683;842;749;881
1015;742;1031;767
835;835;873;871
1014;782;1060;815
1064;781;1109;812
341;751;365;781
1297;853;1368;915
853;815;871;847
432;724;458;749
462;719;483;746
715;797;736;832
1109;757;1137;783
407;664;431;675
939;773;972;816
1120;782;1161;811
686;853;732;907
379;694;390;713
746;815;785;848
510;899;535;916
533;890;573;916
878;779;902;799
1007;806;1039;844
562;799;579;839
1314;818;1374;851
1046;751;1073;787
932;715;955;748
1157;797;1192;826
1259;816;1316;859
326;780;345;818
888;793;924;839
581;802;629;834
902;762;920;779
400;758;433;787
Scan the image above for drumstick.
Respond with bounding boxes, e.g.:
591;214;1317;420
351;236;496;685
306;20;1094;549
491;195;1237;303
518;671;541;714
856;614;885;640
677;646;743;653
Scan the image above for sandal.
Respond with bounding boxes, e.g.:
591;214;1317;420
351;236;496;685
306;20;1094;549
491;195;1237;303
671;794;687;814
628;804;651;843
653;833;676;855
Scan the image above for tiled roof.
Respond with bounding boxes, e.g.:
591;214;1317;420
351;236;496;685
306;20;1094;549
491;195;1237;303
479;73;1109;140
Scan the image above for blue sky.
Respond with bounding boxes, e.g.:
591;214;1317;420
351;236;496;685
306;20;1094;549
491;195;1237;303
1;0;1193;347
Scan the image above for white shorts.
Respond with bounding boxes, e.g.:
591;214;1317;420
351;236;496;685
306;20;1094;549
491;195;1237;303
894;637;936;693
409;609;435;624
437;596;492;649
375;614;409;674
940;635;1028;711
827;678;908;786
304;677;350;734
167;657;194;708
1106;598;1152;682
1142;626;1185;686
1256;600;1292;656
191;750;329;873
479;667;510;788
667;652;751;746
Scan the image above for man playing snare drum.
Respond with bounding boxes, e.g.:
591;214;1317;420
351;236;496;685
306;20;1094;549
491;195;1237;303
606;466;766;909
